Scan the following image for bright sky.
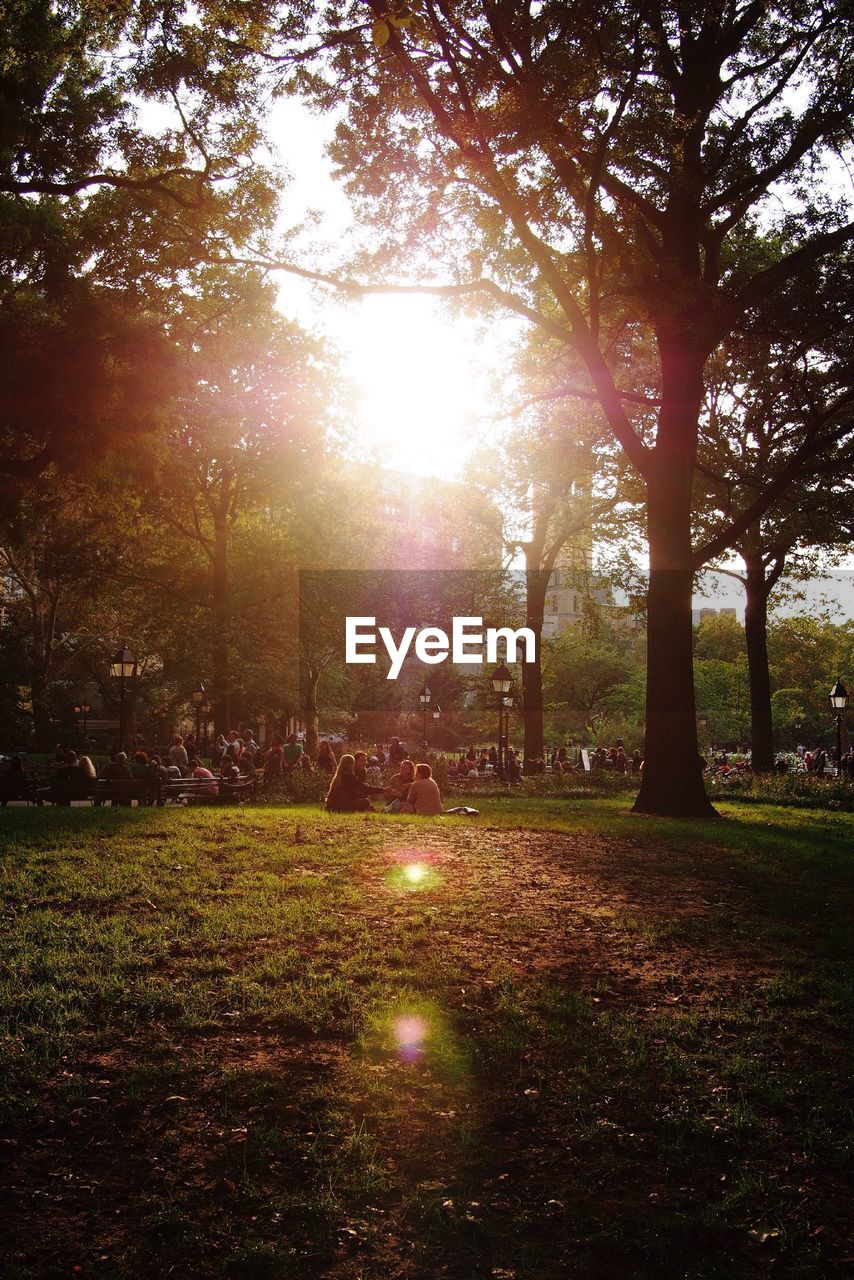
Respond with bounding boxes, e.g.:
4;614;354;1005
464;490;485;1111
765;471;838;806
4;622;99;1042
268;98;515;480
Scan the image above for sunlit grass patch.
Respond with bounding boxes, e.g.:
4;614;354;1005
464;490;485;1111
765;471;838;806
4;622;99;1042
0;798;851;1278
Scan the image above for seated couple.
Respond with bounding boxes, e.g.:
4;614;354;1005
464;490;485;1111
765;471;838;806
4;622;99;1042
325;755;442;815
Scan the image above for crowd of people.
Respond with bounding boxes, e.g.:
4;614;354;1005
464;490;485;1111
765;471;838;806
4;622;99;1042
3;726;852;808
325;752;443;815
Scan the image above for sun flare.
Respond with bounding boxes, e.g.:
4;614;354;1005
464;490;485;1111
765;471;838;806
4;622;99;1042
340;295;496;480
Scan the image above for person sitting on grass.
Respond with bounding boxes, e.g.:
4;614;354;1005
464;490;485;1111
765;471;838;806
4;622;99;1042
403;763;444;815
383;758;415;812
325;753;384;813
353;750;369;783
316;740;337;774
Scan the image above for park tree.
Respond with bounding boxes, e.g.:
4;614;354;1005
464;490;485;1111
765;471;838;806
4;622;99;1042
267;1;854;815
542;621;636;740
695;273;854;768
472;358;612;766
0;474;131;746
0;0;281;481
153;269;333;736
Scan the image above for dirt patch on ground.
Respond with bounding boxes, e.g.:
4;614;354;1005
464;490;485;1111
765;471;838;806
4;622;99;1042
356;826;779;1005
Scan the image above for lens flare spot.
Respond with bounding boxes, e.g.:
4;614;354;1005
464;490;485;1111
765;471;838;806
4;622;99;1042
394;1014;428;1062
385;859;440;891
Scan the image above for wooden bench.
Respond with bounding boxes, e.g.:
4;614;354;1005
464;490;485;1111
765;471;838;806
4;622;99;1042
33;773;97;806
157;774;256;806
92;779;153;806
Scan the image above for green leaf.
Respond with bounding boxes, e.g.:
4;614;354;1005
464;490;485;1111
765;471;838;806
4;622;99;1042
372;19;391;47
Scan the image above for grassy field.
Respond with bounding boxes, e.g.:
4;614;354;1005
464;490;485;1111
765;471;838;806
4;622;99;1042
1;797;852;1279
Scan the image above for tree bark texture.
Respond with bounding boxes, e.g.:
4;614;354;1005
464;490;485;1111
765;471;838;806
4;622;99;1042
634;341;718;817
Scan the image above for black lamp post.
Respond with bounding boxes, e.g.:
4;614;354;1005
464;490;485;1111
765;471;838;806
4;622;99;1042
191;681;205;750
419;684;431;748
76;701;91;747
503;696;513;764
109;645;137;754
432;705;440;747
490;663;512;771
201;700;212;753
829;676;849;777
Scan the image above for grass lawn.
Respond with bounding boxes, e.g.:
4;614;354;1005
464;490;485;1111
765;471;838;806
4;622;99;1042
1;797;852;1279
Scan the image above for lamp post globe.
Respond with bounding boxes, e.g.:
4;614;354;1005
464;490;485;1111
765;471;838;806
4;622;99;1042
109;645;137;755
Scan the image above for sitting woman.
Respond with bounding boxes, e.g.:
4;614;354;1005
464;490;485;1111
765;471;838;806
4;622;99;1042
131;750;150;779
383;758;415;812
325;753;384;813
77;755;97;780
315;740;336;774
403;763;444;816
0;755;35;806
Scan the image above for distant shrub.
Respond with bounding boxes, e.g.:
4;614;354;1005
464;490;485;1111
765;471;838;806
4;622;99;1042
706;771;854;811
258;769;330;804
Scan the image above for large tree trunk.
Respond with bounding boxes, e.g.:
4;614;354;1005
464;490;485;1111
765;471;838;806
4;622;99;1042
743;553;774;772
634;342;717;818
522;567;549;770
304;669;320;759
212;512;231;737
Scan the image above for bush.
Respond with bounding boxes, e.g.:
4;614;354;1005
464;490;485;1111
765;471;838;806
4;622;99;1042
706;770;854;811
442;768;641;800
257;768;330;804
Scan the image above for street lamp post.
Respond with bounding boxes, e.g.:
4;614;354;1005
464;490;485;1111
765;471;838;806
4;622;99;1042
201;700;212;754
109;645;137;755
73;705;82;745
432;705;440;747
419;685;431;749
191;681;206;751
80;703;90;746
829;676;849;777
503;696;513;766
490;663;512;772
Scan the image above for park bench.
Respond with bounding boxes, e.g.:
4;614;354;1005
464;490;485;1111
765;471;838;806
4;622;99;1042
92;778;153;806
0;775;39;806
157;773;257;806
